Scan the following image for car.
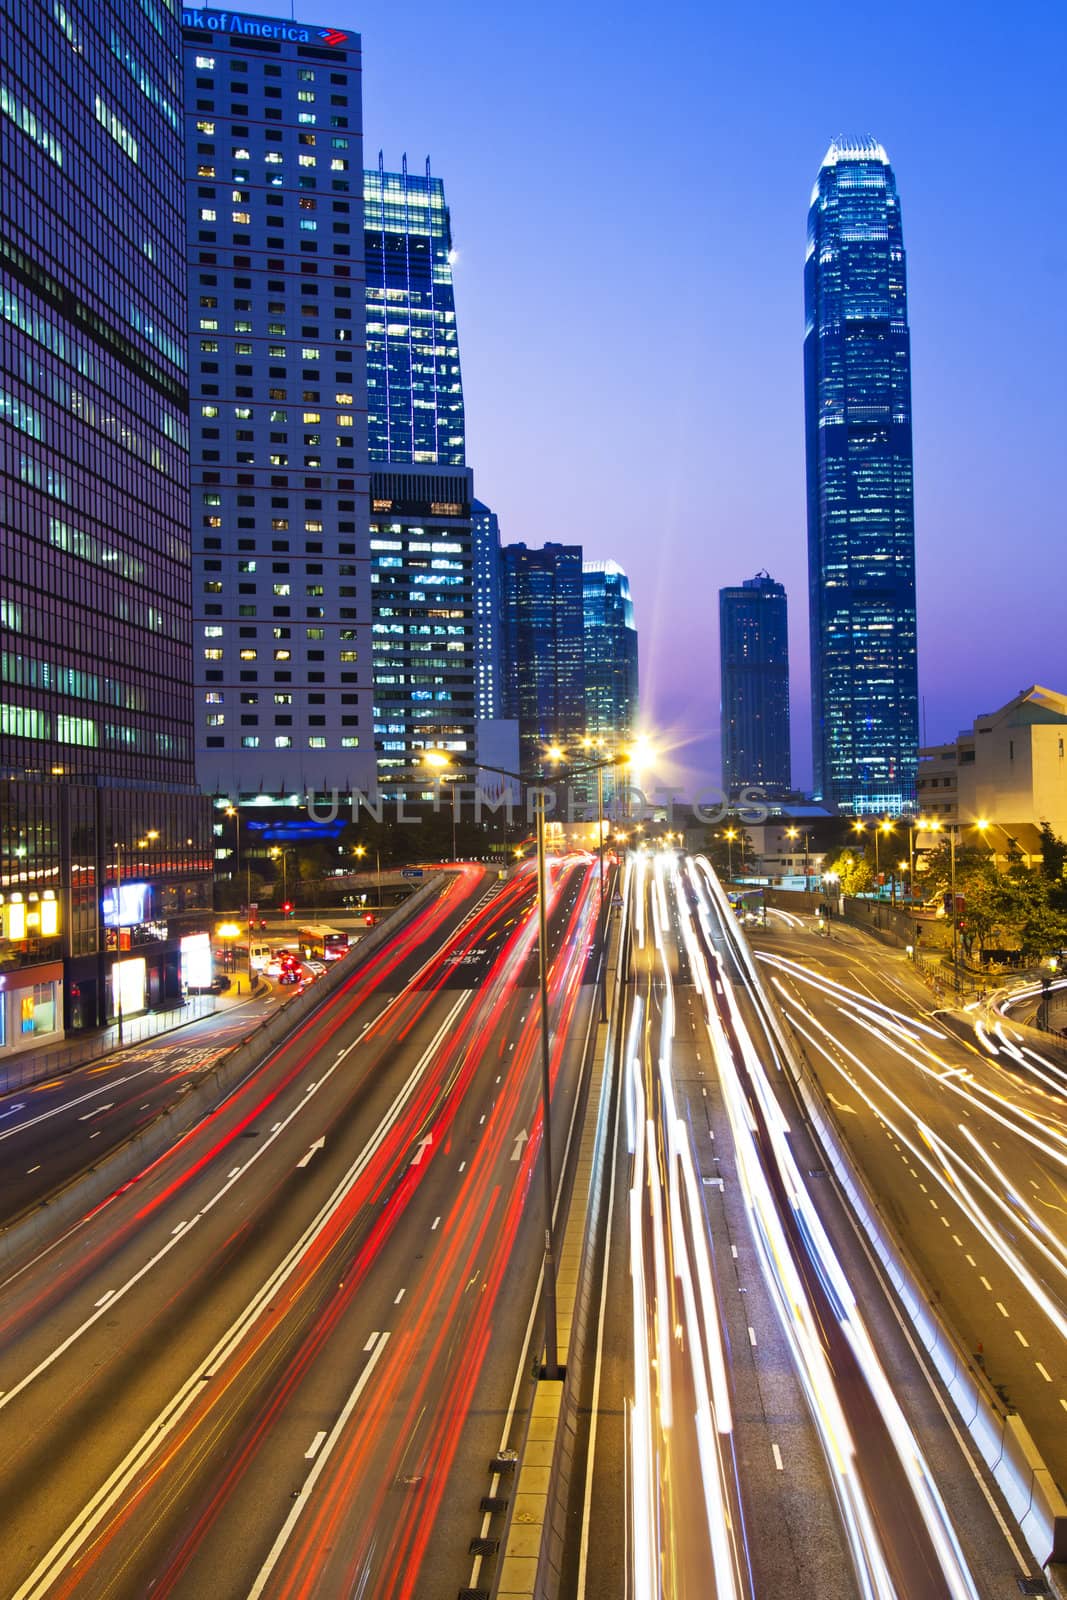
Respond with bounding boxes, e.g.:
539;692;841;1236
278;968;300;985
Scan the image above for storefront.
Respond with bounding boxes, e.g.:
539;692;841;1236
0;960;64;1057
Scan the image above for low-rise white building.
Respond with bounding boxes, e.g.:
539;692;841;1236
915;685;1067;864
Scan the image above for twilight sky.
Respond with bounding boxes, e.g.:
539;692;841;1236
222;0;1065;793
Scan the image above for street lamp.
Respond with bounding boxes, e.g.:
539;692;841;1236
422;749;457;862
786;826;810;892
353;842;383;907
923;819;961;996
724;827;737;881
1040;957;1060;1032
975;818;1024;873
270;846;289;908
478;736;644;1377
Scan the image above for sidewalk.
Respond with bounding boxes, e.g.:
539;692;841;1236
0;980;273;1096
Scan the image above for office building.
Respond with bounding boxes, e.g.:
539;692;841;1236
364;157;464;466
472;500;503;721
915;685;1067;866
370;464;475;794
805;137;919;816
183;9;374;803
583;561;639;802
501;543;585;775
1;0;213;1051
719;572;791;798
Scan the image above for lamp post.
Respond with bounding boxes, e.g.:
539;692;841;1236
1040;957;1059;1032
724;827;736;882
924;819;960;995
113;839;125;1043
422;749;457;861
270;846;289;908
579;734;611;1026
975;818;1023;873
226;807;253;980
354;843;383;908
786;827;810;892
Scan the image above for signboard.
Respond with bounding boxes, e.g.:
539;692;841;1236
401;868;424;879
183;11;349;46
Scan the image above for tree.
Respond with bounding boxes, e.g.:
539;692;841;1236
826;849;873;897
1039;821;1067;884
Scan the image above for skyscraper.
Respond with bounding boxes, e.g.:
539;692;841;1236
1;0;212;1046
472;501;503;722
719;573;791;798
364;157;465;466
583;561;639;744
369;464;475;794
805;136;919;816
501;543;585;774
183;9;374;802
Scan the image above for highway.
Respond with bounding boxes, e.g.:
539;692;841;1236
0;855;604;1600
754;908;1067;1495
573;852;1042;1600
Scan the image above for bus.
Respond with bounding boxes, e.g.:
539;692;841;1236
296;924;350;962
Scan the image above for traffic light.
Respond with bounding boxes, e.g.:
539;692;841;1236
943;891;954;917
281;901;294;918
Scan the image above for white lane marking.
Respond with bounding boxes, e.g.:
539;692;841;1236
247;1334;390;1599
772;1443;784;1471
172;1221;187;1236
227;1167;241;1179
0;1071;164;1145
410;1135;433;1168
0;1103;26;1122
511;1129;529;1162
304;1431;327;1460
748;1326;757;1347
1015;1329;1029;1347
94;1291;114;1309
0;989;473;1420
458;1161;466;1173
1036;1363;1052;1382
296;1138;325;1169
996;1301;1008;1317
89;1131;101;1139
980;1276;993;1291
363;1332;378;1352
394;1288;405;1305
26;1165;40;1175
431;1216;441;1231
730;1245;738;1259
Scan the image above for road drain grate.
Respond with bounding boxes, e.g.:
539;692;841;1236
1017;1580;1050;1597
480;1494;509;1514
468;1536;499;1556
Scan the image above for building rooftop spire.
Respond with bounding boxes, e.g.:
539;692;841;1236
820;135;890;169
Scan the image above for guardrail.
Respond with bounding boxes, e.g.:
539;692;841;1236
0;993;220;1094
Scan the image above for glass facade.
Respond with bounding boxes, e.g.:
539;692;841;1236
582;560;639;775
502;543;585;776
370;465;475;794
364;157;465;466
472;500;502;721
183;11;374;801
1;0;213;1043
805;137;919;816
719;572;791;798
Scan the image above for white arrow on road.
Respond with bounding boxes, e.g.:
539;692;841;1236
78;1104;114;1122
511;1129;529;1163
410;1135;433;1167
297;1137;326;1168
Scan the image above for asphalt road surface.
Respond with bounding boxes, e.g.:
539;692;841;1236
0;855;604;1600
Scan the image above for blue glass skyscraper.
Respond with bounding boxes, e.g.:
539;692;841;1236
719;573;791;798
501;543;584;775
805;137;919;816
364;157;464;466
583;561;638;742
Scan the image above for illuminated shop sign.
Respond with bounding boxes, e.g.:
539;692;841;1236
182;10;348;45
102;881;151;928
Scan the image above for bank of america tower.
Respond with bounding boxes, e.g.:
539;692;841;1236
805;137;919;815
